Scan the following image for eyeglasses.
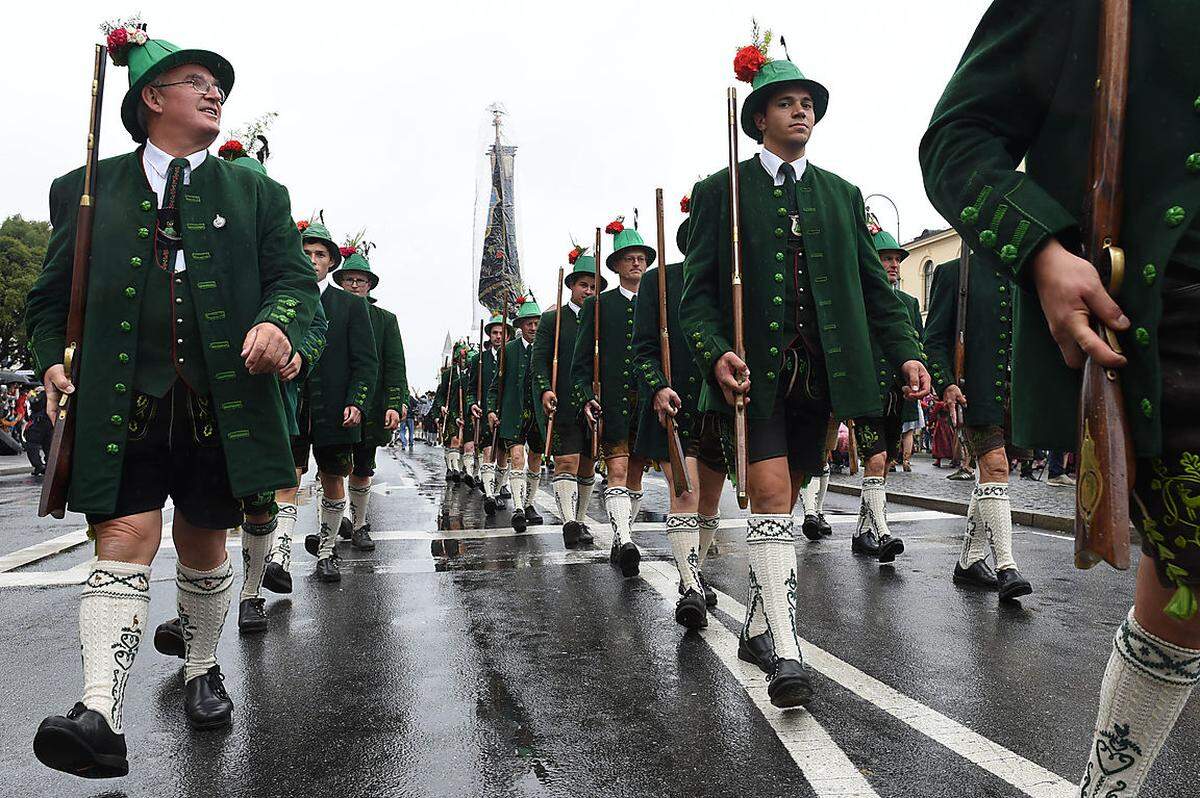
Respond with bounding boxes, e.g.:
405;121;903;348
341;276;371;286
152;76;227;103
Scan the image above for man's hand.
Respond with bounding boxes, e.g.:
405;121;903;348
43;364;74;424
343;405;362;427
899;360;931;400
242;322;292;375
653;387;681;427
279;353;303;382
943;383;967;428
1030;238;1129;369
584;399;602;425
471;403;483;419
385;409;401;430
488;411;499;428
713;351;750;408
542;390;557;416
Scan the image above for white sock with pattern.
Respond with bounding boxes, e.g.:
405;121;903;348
799;476;819;519
239;517;276;600
698;513;720;568
1080;609;1200;797
481;463;497;497
177;557;234;684
348;482;371;532
977;483;1016;571
576;475;595;523
317;497;346;559
745;514;801;661
80;561;151;733
525;468;541;508
268;502;297;569
511;469;527;513
605;486;633;546
816;465;830;513
553;473;578;523
629;490;643;522
958;485;988;568
667;513;702;593
859;476;890;538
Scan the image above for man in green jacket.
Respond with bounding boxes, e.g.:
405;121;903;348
533;249;604;547
333;250;407;551
572;219;652;577
27;25;319;777
488;298;544;532
921;3;1200;793
681;28;928;708
633;213;726;629
470;315;511;516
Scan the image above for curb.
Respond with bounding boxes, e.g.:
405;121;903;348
0;464;31;477
826;482;1074;533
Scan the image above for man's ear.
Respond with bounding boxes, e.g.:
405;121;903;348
141;85;162;114
754;111;767;134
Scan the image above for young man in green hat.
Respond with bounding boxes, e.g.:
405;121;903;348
27;22;319;776
288;232;378;582
333;247;407;551
488;297;544;532
633;212;727;628
470;314;511;516
681;26;928;707
533;247;604;547
844;220;926;562
572;218;653;576
921;5;1200;791
439;342;470;481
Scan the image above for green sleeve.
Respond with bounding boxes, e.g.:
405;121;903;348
383;314;407;412
464;353;479;410
854;189;924;370
486;348;503;415
296;300;327;381
680;176;734;378
434;370;449;413
344;295;379;411
908;295;925;340
251;182;320;356
919;0;1079;278
922;262;959;397
24;173;78;380
530;311;554;401
570;296;596;411
632;274;668;396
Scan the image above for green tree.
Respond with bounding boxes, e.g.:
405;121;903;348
0;214;51;369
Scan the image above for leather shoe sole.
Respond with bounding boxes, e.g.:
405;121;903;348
877;536;905;564
674;593;707;630
33;719;128;779
338;517;352;540
618;543;640;578
562;521;581;548
154;620;185;659
261;562;293;594
304;534;319;557
801;516;823;541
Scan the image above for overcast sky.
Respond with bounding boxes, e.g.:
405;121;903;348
2;0;990;390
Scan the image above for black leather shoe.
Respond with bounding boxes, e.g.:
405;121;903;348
238;597;268;634
338;516;352;540
464;474;475;488
674;589;708;630
576;524;595;545
997;567;1033;602
154;618;185;659
184;665;233;730
816;513;833;536
511;508;527;533
445;469;454;482
768;659;815;708
738;631;776;674
304;533;319;557
499;486;512;500
484;496;497;516
262;561;293;594
524;505;544;526
877;534;905;564
618;542;640;578
448;470;461;483
315;556;341;582
698;573;718;607
609;538;621;564
34;703;128;778
801;514;823;541
351;523;376;551
562;521;581;548
851;529;880;556
953;559;999;589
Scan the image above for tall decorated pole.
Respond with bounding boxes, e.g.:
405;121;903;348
478;105;522;321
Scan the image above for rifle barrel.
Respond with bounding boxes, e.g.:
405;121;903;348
728;87;749;509
545;266;565;460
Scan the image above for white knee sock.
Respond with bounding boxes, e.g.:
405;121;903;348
80;561;151;734
859;476;890;538
464;454;476;480
698;513;720;568
799;476;819;519
239;516;276;600
499;466;511;492
450;450;462;473
958;485;989;568
745;514;801;661
317;497;346;558
444;449;453;472
605;486;634;546
977;483;1016;571
525;468;541;508
553;473;578;523
1080;609;1200;797
348;482;371;531
816;466;830;514
510;469;527;513
629;490;643;522
481;463;497;497
177;557;234;684
576;475;596;523
667;513;702;593
268;502;297;569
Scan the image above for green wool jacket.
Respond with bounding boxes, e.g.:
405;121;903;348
304;286;378;446
875;288;925;423
920;0;1200;456
531;305;581;437
681;156;924;421
570;287;640;444
25;150;320;513
466;347;500;415
923;257;1014;428
281;300;328;436
362;301;407;446
488;337;535;441
632;264;706;461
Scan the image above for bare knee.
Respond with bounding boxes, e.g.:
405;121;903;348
172;517;228;570
864;452;888;478
977;448;1009;483
94;511;163;565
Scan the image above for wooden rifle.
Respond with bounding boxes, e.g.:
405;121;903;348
40;44;107;519
590;227;603;460
544;266;565;460
656;188;692;497
727;87;749;509
847;419;859;476
473;320;484;450
952;242;970;429
1076;0;1134;570
490;317;508;452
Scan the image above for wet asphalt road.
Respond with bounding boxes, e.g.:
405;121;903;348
0;444;1196;798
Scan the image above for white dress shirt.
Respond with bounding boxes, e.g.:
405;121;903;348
618;285;637;301
143;140;207;273
759;147;809;186
568;300;582;318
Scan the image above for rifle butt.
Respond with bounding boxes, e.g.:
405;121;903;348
734;400;749;509
1074;357;1133;570
544;413;556;461
38;407;74;519
666;420;692;497
848;420;860;476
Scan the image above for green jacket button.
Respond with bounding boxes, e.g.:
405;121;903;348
1000;333;1008;340
130;256;142;268
626;306;633;313
995;395;1003;403
773;189;783;198
774;228;784;238
692;331;702;340
624;357;631;364
766;371;776;380
880;381;888;388
110;414;123;426
960;206;980;224
1000;316;1008;323
1144;263;1157;285
980;230;997;247
117;353;129;363
1166;206;1186;227
772;296;782;305
999;244;1017;263
1141;398;1153;418
998;285;1007;293
1188;154;1200;174
769;346;779;356
137;227;149;239
774;273;783;282
689;376;697;384
777;208;787;217
694;341;703;350
120;321;131;332
1136;327;1150;346
702;351;711;360
140;200;153;212
995;380;1003;388
106;443;119;455
775;252;785;262
769;321;779;331
997;363;1004;371
125;287;136;298
114;383;127;393
1000;301;1008;308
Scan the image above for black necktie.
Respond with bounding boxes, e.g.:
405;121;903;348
155;157;189;272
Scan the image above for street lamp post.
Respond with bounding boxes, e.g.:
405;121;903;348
865;193;901;244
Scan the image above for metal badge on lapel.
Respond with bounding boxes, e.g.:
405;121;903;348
213;214;226;229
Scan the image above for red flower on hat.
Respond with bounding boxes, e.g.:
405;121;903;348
107;27;128;53
339;246;356;258
680;195;691;215
568;245;585;264
217;139;245;160
867;221;882;235
296;220;310;232
733;45;767;83
605;219;625;235
517;295;528;305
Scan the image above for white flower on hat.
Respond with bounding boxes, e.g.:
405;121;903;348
132;28;148;45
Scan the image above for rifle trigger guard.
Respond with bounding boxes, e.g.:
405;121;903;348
1101;244;1126;359
62;343;76;375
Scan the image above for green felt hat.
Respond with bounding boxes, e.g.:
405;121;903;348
484;314;510;335
605;221;656;271
871;228;908;260
300;220;342;268
564;253;608;291
334;252;379;290
740;59;829;143
109;27;235;144
229;155;266;176
513;295;542;323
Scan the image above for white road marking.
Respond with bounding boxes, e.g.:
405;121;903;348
0;500;175;574
1028;530;1073;542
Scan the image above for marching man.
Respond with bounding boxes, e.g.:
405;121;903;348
470;314;511;516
